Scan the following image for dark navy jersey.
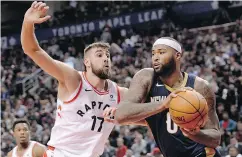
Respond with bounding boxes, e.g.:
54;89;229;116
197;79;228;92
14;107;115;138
145;72;221;157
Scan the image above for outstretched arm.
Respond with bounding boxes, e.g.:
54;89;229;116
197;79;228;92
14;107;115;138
114;68;168;124
21;1;80;96
181;77;221;148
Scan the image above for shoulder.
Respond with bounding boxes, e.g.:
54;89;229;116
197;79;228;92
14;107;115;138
118;86;128;92
194;76;216;109
134;68;154;77
7;150;13;157
32;142;46;157
132;68;154;84
194;76;211;91
33;141;46;150
117;86;128;101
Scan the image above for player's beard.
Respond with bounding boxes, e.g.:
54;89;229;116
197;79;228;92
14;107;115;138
91;63;110;80
154;56;176;78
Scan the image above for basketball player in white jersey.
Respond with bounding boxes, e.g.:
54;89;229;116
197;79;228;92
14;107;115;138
21;2;146;157
7;119;46;157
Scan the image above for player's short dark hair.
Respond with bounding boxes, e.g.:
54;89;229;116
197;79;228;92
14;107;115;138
83;42;110;71
12;119;30;131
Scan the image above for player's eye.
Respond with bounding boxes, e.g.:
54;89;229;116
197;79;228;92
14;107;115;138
106;53;110;58
97;53;102;57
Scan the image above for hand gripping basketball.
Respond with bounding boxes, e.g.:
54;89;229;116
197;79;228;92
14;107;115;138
24;1;51;24
164;87;194;109
168;87;209;130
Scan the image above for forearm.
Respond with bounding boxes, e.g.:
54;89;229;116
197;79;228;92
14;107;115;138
21;21;41;53
187;129;221;148
120;119;148;126
115;101;166;124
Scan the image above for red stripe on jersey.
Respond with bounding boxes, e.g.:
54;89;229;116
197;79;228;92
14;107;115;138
63;81;82;104
82;72;109;95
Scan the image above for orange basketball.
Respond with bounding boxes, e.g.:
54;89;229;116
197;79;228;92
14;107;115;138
169;90;208;129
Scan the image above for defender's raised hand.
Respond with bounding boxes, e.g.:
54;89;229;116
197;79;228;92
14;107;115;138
24;1;51;24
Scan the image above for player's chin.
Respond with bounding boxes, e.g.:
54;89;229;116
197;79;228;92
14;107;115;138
100;71;110;79
153;68;162;74
19;139;28;143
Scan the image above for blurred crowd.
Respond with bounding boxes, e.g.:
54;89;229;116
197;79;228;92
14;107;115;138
1;3;242;156
37;1;170;29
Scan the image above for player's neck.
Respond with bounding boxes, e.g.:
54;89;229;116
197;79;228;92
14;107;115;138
85;71;108;91
160;70;183;88
17;141;29;151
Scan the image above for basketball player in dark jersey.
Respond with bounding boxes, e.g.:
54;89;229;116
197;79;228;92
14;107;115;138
104;37;221;157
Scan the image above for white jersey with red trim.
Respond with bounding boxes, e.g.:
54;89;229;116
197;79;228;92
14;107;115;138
47;72;120;157
12;141;37;157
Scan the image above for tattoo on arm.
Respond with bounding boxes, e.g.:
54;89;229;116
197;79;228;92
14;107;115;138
115;69;164;123
123;69;152;103
194;78;220;130
195;79;216;111
190;78;221;147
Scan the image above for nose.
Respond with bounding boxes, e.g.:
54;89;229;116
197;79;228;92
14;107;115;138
153;53;159;62
103;55;109;63
20;131;25;136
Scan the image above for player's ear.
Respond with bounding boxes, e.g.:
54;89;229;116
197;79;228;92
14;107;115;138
176;52;182;60
84;57;91;69
12;131;16;138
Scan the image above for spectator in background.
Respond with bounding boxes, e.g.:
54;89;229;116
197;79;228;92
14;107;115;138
226;146;242;157
220;111;237;132
131;132;147;157
101;26;112;43
145;130;156;153
217;103;225;120
101;140;116;157
152;147;164;157
14;99;27;118
124;149;135;157
236;118;242;142
227;137;242;154
116;137;127;157
230;105;240;121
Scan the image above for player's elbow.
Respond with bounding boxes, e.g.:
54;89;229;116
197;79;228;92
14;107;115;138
215;133;221;148
21;44;41;55
115;112;126;124
114;108;129;124
211;139;220;148
211;131;221;148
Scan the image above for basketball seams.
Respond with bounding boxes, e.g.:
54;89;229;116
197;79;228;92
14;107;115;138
169;106;197;114
193;91;204;127
169;91;209;128
174;92;205;127
173;103;206;125
177;94;202;116
194;91;208;127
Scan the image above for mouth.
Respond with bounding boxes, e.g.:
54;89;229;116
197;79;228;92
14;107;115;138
153;63;160;69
